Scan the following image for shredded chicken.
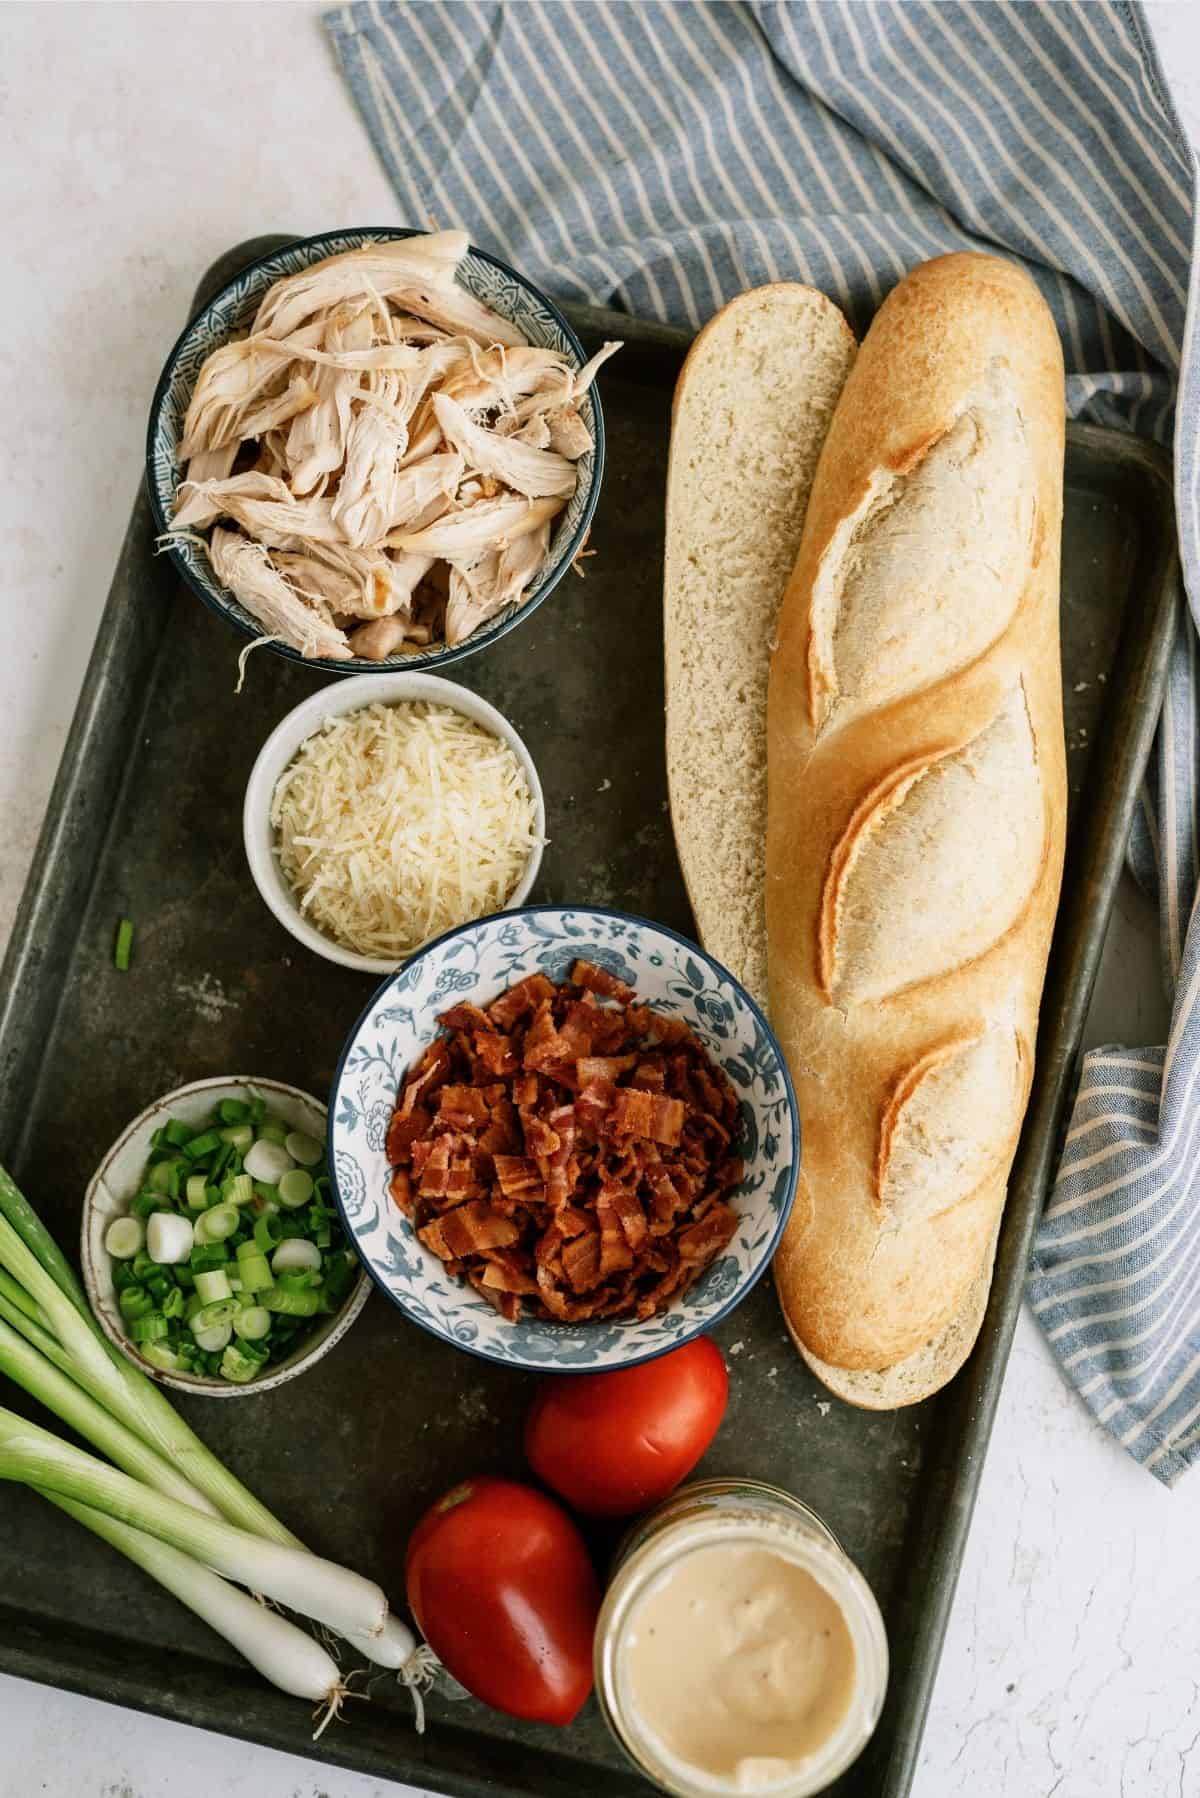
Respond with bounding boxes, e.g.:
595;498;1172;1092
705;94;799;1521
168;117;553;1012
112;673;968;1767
445;521;552;646
548;406;594;459
391;493;563;561
432;394;576;499
172;233;620;661
207;528;352;661
348;616;411;660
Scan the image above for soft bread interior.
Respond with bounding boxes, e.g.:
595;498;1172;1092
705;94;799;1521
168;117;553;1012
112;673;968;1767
664;285;855;1006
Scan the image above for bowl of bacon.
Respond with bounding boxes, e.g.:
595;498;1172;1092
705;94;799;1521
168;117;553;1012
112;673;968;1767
328;905;799;1371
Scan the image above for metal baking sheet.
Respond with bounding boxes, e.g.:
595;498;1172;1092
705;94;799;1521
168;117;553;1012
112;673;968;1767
0;237;1180;1798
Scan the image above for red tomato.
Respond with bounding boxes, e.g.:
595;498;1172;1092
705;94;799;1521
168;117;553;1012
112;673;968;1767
405;1476;599;1726
524;1337;729;1518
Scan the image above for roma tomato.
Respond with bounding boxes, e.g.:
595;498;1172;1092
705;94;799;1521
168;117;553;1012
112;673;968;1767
524;1337;729;1518
405;1476;599;1725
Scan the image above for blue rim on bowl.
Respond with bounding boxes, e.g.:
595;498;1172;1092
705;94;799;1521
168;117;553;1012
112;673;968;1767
145;226;606;677
327;904;800;1373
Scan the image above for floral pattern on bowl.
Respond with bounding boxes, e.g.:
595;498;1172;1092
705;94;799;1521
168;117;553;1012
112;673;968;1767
146;227;605;676
328;906;800;1372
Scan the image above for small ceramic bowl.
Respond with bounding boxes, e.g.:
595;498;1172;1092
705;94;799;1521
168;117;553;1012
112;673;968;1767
82;1076;370;1398
145;226;605;675
329;906;799;1373
243;670;546;975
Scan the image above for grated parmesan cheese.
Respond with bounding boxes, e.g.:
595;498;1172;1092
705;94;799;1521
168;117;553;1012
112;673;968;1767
270;701;541;960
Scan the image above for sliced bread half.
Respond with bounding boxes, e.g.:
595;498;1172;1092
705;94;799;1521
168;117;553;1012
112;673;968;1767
664;285;856;1006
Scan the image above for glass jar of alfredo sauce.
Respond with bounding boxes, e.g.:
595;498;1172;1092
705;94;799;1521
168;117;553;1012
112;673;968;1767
595;1479;888;1798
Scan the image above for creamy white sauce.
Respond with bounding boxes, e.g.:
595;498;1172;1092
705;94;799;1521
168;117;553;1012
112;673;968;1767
621;1542;856;1793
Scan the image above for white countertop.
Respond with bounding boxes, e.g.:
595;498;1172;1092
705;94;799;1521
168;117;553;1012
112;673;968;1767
3;5;1200;1795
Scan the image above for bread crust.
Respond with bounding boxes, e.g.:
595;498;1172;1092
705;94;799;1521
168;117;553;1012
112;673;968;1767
768;253;1066;1377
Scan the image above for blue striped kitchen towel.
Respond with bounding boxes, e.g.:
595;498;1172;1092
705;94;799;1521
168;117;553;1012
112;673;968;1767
325;0;1200;1481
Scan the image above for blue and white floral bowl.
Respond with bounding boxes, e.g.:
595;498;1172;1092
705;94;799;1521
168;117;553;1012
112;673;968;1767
146;227;605;676
328;906;799;1372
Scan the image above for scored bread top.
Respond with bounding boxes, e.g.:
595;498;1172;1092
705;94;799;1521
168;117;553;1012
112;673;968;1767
768;253;1066;1374
664;285;856;1006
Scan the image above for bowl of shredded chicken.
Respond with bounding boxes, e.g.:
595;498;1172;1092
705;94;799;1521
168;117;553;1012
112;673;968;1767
148;228;618;671
243;673;546;973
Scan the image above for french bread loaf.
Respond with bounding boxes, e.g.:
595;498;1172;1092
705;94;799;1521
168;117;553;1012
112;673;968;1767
768;254;1066;1385
665;285;856;1005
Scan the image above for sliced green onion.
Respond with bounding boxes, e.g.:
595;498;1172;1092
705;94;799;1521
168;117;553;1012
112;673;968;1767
192;1320;232;1353
185;1175;209;1210
323;1255;357;1306
163;1120;195;1150
131;1190;162;1220
193;1299;237;1330
244;1141;293;1185
104;1218;145;1260
262;1285;320;1319
277;1269;322;1294
219;1124;254;1153
203;1204;238;1242
257;1120;290;1147
271;1239;321;1278
222;1173;253;1207
219;1344;262;1385
147;1213;194;1265
111;1259;140;1293
233;1306;271;1342
148;1159;178;1196
184;1132;222;1160
119;1286;152;1323
235;1252;272;1293
130;1313;169;1345
208;1142;235;1184
114;918;134;972
189;1240;228;1271
277;1170;313;1210
161;1287;184;1321
284;1132;324;1168
194;1269;231;1305
253;1215;282;1253
218;1100;250;1126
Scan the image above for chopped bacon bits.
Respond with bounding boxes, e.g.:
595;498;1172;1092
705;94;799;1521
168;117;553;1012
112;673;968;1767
386;967;742;1323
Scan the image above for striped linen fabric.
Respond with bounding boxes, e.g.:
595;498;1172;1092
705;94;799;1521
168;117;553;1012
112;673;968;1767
326;0;1200;1480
